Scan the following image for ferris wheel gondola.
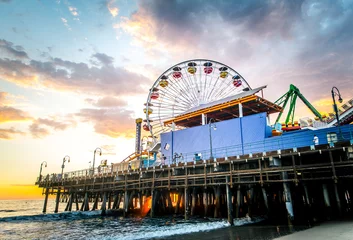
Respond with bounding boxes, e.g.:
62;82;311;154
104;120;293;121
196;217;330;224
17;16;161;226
144;59;252;142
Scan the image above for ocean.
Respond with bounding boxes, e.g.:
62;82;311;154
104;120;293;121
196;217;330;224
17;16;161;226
0;199;303;240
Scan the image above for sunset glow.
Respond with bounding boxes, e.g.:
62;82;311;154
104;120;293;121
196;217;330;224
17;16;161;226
1;0;353;200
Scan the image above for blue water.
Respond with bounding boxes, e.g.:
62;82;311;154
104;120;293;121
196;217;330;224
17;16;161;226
0;199;298;240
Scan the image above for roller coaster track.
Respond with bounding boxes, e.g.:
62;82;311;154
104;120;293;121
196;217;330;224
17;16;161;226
121;150;151;162
326;100;353;127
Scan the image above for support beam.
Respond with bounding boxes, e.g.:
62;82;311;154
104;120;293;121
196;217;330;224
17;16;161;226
184;188;189;220
124;190;128;217
203;190;208;217
84;192;89;211
262;187;269;212
42;188;49;213
75;193;79;211
214;186;221;218
323;184;331;220
226;177;234;225
92;193;99;211
101;192;107;216
166;192;173;213
235;185;242;218
54;188;61;213
175;192;182;215
191;188;196;216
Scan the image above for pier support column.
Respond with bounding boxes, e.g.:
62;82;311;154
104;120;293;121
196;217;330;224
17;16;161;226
75;193;79;211
323;184;331;219
54;188;61;213
283;178;294;225
65;193;73;211
235;185;242;218
185;188;189;220
203;190;208;217
191;188;196;216
42;188;49;213
108;192;112;210
167;192;173;213
92;193;99;211
261;187;269;213
214;186;221;218
175;191;182;215
150;190;155;217
139;192;143;213
247;187;254;219
124;190;128;217
303;184;310;206
334;184;342;217
112;192;119;209
226;177;234;225
101;192;107;216
84;192;89;211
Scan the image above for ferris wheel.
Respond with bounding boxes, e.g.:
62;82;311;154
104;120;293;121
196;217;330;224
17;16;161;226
143;59;252;141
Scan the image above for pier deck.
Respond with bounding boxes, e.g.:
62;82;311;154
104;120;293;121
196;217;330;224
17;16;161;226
36;140;353;225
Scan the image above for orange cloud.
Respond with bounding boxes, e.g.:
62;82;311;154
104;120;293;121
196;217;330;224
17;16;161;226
85;96;126;108
29;117;76;138
107;0;119;17
0;127;25;139
0;106;32;123
77;108;135;138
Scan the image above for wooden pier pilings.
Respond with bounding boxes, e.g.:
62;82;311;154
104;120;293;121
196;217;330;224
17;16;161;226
37;142;353;225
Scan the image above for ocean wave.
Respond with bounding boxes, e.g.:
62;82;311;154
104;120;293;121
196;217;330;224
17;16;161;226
99;220;230;240
0;210;102;222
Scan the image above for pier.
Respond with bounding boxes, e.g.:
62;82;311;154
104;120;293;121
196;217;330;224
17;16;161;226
35;60;353;226
36;133;353;225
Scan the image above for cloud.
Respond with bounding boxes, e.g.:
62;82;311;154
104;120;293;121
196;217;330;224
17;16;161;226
29;117;76;138
61;17;71;30
0;106;32;123
0;127;25;140
100;144;116;155
114;0;353;109
0;39;29;59
68;6;78;16
76;108;135;138
92;53;114;66
85;96;126;108
28;123;50;138
0;91;8;104
0;50;150;96
107;0;119;17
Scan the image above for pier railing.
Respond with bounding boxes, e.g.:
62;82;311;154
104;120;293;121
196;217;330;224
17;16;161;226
38;125;353;183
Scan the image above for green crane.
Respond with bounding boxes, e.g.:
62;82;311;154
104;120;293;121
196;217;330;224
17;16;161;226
275;84;322;125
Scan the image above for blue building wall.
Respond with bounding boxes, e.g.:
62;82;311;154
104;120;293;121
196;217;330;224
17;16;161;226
161;112;268;162
160;113;353;165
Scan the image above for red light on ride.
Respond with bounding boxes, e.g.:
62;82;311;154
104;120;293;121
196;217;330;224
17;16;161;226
204;62;213;74
150;92;159;100
173;72;182;78
172;67;182;79
233;79;242;87
143;124;151;131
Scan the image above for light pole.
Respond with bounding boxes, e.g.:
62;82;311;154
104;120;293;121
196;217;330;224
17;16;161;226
92;147;102;175
61;155;70;179
208;118;217;160
331;86;343;127
39;161;47;182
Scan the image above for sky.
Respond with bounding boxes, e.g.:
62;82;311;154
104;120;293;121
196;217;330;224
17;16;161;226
0;0;353;199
